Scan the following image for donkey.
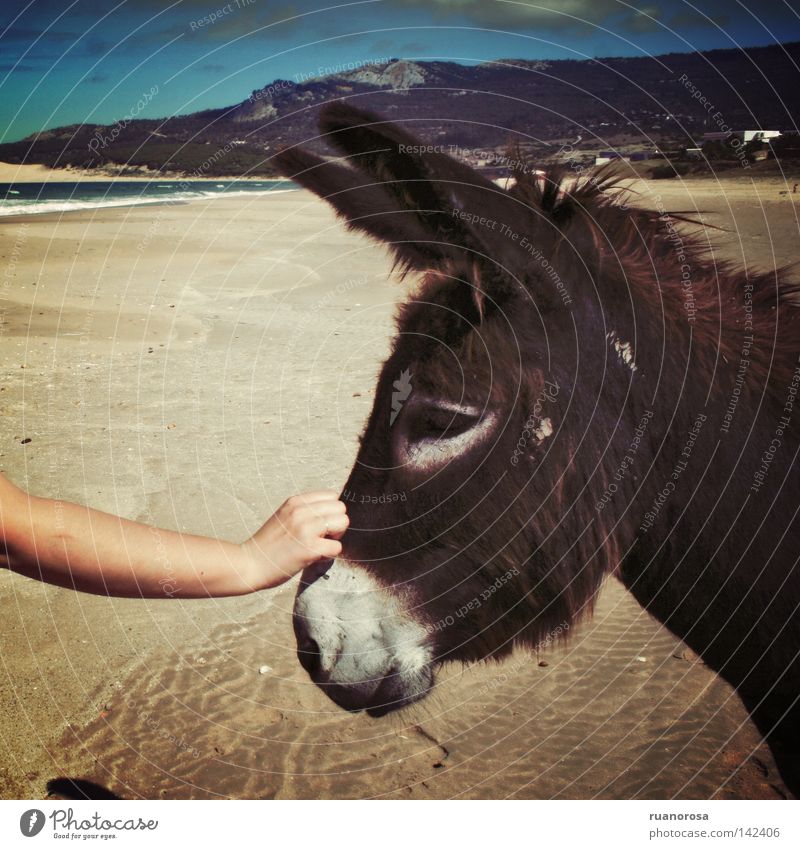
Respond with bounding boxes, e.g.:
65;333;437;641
275;103;800;794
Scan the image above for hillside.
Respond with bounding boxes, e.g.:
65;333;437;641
1;42;799;177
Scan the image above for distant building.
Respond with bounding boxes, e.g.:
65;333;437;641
701;130;781;144
595;154;630;165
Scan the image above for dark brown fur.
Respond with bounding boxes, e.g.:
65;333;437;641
277;103;800;795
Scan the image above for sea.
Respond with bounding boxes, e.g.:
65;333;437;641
0;179;298;217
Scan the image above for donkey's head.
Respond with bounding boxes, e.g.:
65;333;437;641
276;104;637;715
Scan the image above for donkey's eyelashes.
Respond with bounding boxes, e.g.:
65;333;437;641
405;405;479;443
393;398;498;471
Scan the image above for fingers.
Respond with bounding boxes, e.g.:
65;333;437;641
309;500;347;517
310;537;343;562
287;490;341;506
246;492;350;587
318;509;349;539
279;495;348;543
282;496;347;532
299;503;348;540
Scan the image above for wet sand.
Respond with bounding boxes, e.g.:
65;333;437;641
1;175;797;799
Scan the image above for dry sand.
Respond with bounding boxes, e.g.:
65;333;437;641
0;161;283;183
0;175;797;799
0;161;164;183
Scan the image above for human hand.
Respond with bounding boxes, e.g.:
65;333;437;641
241;491;348;589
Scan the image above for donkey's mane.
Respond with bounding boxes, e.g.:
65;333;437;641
508;164;800;391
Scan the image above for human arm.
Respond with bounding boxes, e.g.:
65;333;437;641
0;474;347;598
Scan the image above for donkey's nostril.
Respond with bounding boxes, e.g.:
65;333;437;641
296;633;321;676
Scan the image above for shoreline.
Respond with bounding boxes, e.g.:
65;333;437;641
1;172;797;224
0;180;299;218
0;192;300;220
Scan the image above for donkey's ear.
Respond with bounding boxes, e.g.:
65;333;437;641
272;145;454;272
318;102;497;215
317;103;526;280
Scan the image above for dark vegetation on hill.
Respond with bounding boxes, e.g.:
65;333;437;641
2;42;799;177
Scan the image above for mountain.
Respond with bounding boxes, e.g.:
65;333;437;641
2;44;799;177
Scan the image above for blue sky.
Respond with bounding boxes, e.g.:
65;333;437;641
1;0;798;142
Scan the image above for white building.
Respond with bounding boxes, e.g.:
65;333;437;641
701;130;781;143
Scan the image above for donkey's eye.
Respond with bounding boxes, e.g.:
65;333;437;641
395;398;498;471
410;407;479;443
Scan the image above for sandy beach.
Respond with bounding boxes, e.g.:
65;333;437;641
0;161;172;183
0;161;285;183
1;175;797;799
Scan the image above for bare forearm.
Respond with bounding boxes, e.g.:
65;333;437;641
3;493;258;598
1;474;347;598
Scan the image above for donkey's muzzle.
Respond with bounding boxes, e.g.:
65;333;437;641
292;559;433;715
